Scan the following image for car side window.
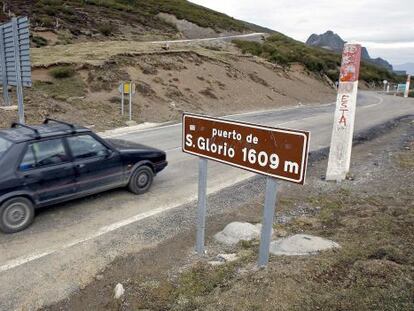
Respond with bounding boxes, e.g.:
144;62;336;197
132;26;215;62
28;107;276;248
20;139;69;171
20;145;36;171
67;135;108;160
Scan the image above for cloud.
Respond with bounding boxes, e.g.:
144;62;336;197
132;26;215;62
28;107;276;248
190;0;414;65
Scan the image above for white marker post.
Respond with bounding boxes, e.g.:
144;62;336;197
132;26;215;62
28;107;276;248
404;75;411;98
326;44;362;182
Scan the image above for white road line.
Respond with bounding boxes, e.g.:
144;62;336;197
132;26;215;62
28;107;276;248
0;173;254;273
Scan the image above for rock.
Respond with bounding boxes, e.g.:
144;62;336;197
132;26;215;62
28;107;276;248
113;283;125;300
270;234;340;256
214;222;261;246
208;261;225;266
275;228;288;237
96;274;104;281
125;120;137;127
217;253;238;262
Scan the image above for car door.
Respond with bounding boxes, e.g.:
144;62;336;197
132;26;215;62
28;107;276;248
66;134;124;194
19;138;76;203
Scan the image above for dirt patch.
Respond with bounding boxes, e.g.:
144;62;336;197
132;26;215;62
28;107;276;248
44;118;414;310
32;31;59;46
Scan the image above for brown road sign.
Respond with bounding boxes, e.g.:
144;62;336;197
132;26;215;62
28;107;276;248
182;113;310;184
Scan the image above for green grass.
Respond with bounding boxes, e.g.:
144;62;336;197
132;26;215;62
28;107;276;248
233;34;399;83
82;0;248;31
34;75;86;100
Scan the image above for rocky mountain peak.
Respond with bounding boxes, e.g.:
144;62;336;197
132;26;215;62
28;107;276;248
306;31;393;71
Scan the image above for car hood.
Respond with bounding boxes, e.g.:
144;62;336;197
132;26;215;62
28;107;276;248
107;139;161;152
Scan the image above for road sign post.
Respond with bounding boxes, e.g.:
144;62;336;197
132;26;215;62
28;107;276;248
0;17;32;122
196;157;208;255
404;75;411;98
326;44;362;181
118;82;135;120
120;82;124;115
183;113;310;266
0;27;9;106
258;177;278;267
129;81;132;121
12;18;24;123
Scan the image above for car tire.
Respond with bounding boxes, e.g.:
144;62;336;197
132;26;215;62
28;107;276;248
0;197;35;234
128;166;154;195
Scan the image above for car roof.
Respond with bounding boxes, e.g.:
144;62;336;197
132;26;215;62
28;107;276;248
0;123;91;143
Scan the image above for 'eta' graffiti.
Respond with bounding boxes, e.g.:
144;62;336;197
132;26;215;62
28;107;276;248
338;94;350;126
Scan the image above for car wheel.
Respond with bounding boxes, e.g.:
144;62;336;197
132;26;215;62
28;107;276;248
128;166;154;195
0;197;34;234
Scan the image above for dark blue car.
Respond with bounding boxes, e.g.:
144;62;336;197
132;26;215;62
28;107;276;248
0;119;167;233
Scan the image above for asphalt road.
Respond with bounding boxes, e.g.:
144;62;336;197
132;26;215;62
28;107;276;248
0;91;413;310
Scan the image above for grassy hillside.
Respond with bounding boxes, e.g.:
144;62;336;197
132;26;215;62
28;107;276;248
234;34;400;84
0;0;254;44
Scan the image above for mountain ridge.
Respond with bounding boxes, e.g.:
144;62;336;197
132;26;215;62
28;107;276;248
306;30;393;71
394;63;414;75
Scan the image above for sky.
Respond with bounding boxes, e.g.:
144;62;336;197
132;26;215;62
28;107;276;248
190;0;414;66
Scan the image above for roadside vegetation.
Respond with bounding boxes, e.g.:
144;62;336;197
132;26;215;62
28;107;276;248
35;66;85;100
233;34;400;84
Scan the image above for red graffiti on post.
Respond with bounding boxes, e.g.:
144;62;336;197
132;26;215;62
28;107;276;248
339;45;362;83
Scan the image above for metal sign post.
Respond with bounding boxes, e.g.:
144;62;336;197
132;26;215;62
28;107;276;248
12;18;24;123
196;157;208;255
120;82;124;115
258;177;278;267
0;28;9;106
0;16;32;122
129;81;132;121
182;113;310;266
118;82;135;120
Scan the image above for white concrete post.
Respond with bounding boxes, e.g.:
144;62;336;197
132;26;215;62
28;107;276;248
404;75;411;98
326;44;362;181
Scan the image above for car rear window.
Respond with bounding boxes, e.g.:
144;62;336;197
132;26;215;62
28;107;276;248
0;137;12;160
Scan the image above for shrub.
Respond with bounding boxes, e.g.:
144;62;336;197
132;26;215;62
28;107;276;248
97;24;114;36
232;40;262;56
32;36;48;48
49;66;75;79
35;16;55;27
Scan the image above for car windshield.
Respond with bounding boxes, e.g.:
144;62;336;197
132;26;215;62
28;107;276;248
0;136;12;159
